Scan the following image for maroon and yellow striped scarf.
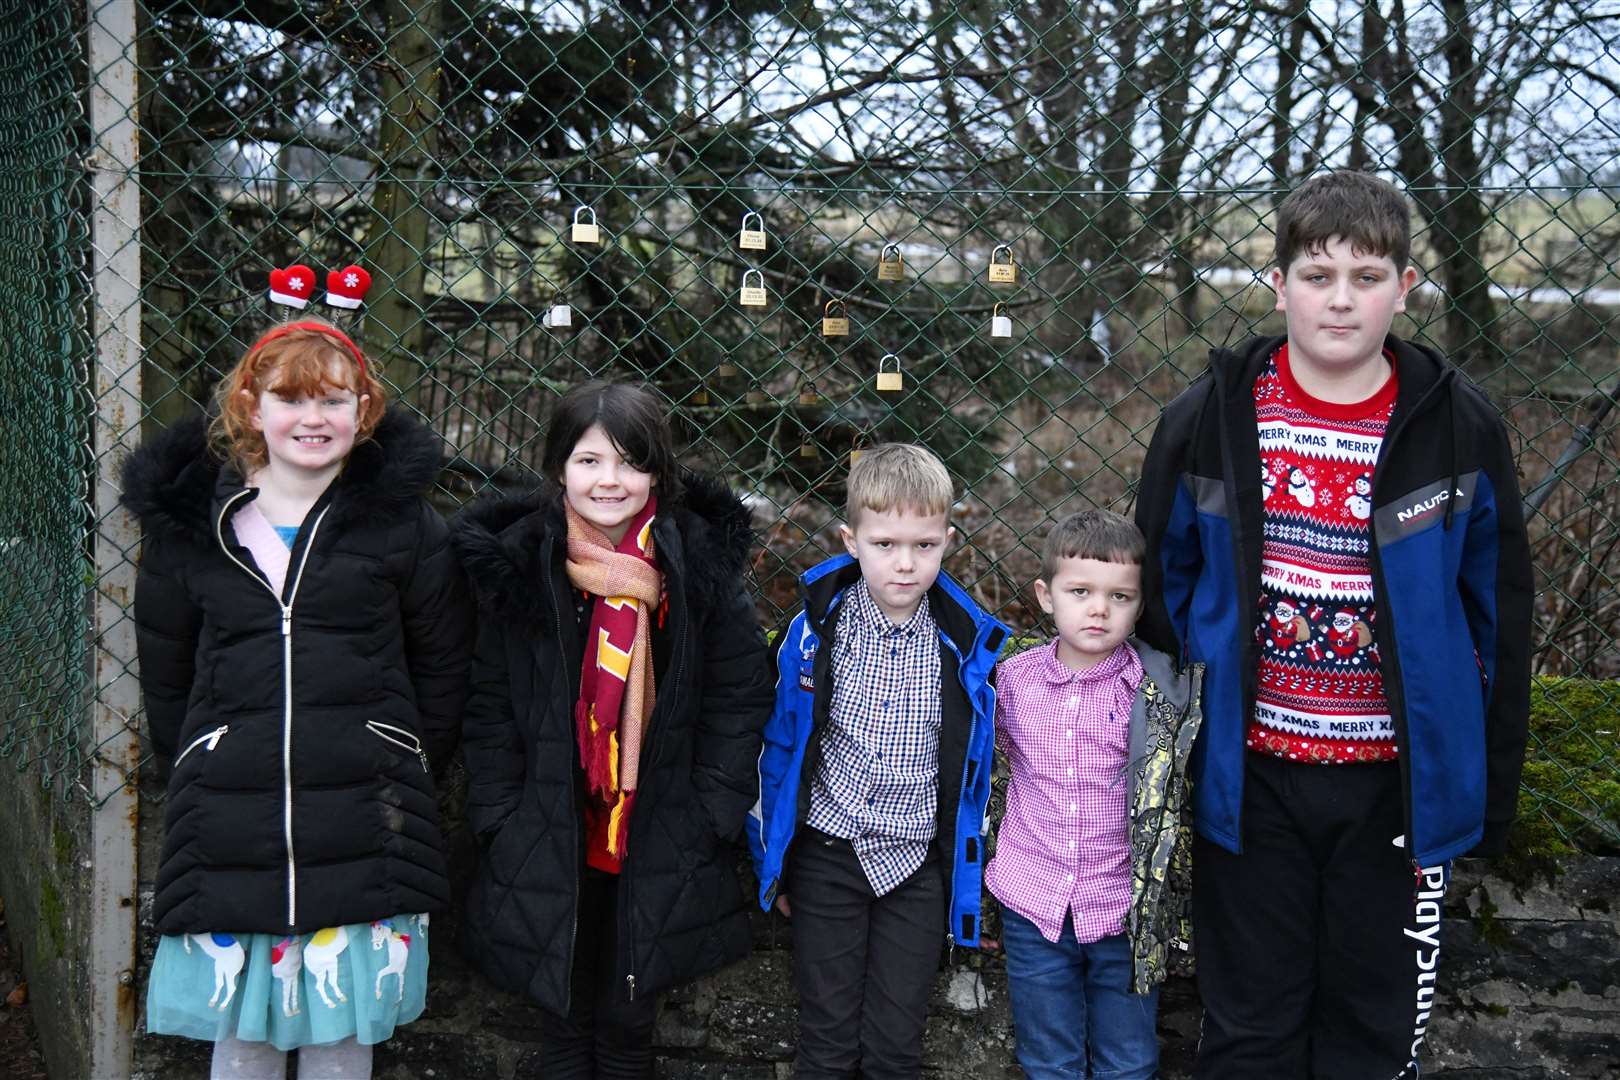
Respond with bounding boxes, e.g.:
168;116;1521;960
565;496;662;857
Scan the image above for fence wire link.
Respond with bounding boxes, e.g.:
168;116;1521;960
1;0;1616;856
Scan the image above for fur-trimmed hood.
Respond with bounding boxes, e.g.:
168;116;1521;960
451;469;756;629
120;409;448;543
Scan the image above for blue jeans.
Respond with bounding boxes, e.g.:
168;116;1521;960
1001;907;1159;1079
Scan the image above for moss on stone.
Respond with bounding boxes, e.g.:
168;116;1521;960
1499;677;1620;884
37;876;65;959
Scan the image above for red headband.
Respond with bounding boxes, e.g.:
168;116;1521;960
248;321;368;375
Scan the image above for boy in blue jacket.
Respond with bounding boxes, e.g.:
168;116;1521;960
1136;170;1533;1078
747;443;1007;1079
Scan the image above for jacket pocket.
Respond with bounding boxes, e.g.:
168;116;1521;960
173;724;228;768
366;720;429;773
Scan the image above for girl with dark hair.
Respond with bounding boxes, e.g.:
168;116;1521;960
452;381;773;1078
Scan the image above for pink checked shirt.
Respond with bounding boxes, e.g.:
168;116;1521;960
986;639;1143;944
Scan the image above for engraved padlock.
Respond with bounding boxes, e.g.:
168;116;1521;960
991;302;1012;338
822;299;850;337
738;211;767;252
988;244;1017;283
739;268;768;307
876;353;903;392
545;303;572;329
877;243;905;282
717;360;739;378
798;381;819;406
571;205;600;244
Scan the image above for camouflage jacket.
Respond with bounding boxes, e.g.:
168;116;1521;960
1124;638;1204;994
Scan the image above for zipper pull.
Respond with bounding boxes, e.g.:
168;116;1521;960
205;726;227;751
416;749;430;774
946;932;956;967
281;609;292;637
626;974;637;1001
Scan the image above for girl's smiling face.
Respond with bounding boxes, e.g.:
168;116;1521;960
248;360;366;479
563;423;655;544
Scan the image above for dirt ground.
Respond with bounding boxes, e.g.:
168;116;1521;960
0;902;49;1080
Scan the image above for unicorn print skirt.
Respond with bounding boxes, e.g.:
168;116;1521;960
145;914;429;1050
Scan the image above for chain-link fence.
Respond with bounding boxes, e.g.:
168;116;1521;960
4;0;1620;983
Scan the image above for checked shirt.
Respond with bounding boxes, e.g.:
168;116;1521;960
986;640;1143;944
807;581;943;897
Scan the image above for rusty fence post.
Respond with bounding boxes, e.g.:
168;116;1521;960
87;0;142;1073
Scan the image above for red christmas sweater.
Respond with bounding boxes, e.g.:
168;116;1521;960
1249;343;1398;764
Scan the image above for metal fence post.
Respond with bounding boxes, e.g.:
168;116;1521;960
87;0;142;1073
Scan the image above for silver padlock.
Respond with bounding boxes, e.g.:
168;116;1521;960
545;304;572;328
991;302;1012;338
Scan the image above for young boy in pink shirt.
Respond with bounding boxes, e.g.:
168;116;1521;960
987;509;1202;1080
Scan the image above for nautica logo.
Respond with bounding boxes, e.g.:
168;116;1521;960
1395;487;1464;523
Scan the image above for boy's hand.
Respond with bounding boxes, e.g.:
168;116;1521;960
978;936;1001;952
774;895;792;917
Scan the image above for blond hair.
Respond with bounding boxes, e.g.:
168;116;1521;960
846;443;954;527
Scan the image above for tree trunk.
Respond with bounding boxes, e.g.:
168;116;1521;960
362;0;444;400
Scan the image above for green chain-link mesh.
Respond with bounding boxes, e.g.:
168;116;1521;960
0;2;92;799
3;0;1617;855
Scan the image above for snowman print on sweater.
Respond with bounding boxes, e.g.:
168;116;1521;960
1346;474;1372;521
1287;466;1316;508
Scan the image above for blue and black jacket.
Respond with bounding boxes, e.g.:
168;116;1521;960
1135;334;1533;867
745;554;1007;947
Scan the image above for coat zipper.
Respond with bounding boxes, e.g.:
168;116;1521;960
214;491;331;927
173;724;228;767
366;721;430;772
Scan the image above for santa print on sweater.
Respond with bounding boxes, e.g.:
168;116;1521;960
1251;343;1399;764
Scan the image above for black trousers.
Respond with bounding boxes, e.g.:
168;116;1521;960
1193;753;1448;1080
789;827;946;1080
536;867;659;1080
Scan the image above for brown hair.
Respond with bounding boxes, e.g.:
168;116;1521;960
1039;508;1145;581
846;443;954;528
1274;170;1412;273
210;319;386;474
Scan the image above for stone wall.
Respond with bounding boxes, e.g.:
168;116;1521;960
129;830;1620;1079
0;743;94;1079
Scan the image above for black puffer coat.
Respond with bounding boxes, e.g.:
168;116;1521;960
121;411;474;935
451;474;773;1013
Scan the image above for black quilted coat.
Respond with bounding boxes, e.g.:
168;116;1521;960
451;475;773;1013
120;411;474;935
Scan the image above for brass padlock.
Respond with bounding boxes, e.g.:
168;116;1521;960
745;387;768;406
876;354;903;392
822;299;850;337
988;244;1017;283
717;361;739;378
991;302;1012;338
691;388;710;406
877;243;904;282
798;381;819;406
739;268;768;307
571;205;601;244
738;211;767;252
799;442;819;459
850;448;864;466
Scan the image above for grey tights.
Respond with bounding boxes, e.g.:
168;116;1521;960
209;1033;373;1079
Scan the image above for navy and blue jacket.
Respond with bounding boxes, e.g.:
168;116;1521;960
1135;334;1533;867
745;554;1008;947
